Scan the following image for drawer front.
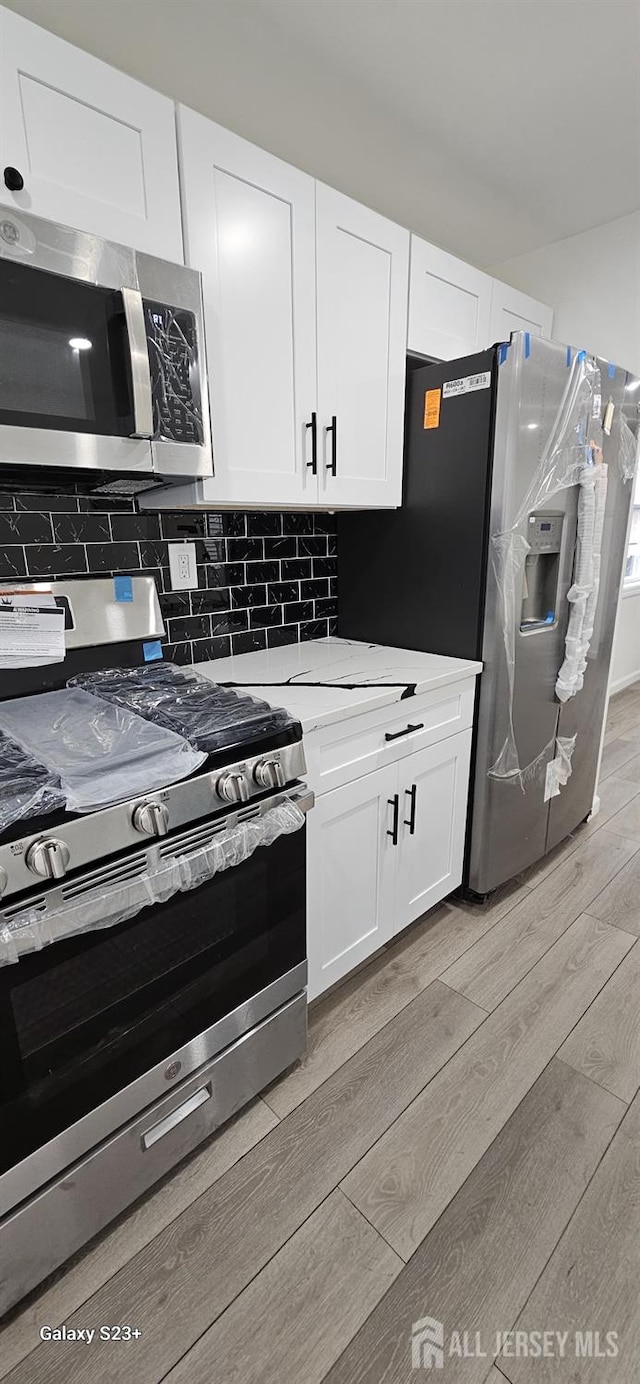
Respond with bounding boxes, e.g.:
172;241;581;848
305;678;476;796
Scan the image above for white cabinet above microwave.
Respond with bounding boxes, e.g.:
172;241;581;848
0;208;212;491
144;109;409;512
0;5;183;261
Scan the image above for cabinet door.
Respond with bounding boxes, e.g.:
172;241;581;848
489;280;553;345
306;764;398;1000
408;237;493;360
316;184;409;509
0;7;183;260
394;730;473;932
178;108;318;507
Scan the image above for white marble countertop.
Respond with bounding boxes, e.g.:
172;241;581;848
197;638;482;733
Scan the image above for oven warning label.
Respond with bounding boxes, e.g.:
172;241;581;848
442;371;491;398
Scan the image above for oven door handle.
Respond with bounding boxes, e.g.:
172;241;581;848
287;786;314;815
141;1084;211;1150
121;287;154;439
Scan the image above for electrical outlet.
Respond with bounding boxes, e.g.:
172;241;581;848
168;542;198;591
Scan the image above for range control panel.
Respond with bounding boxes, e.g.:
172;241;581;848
527;512;564;553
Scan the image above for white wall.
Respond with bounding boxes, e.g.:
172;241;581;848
493;211;640;376
494;211;640;696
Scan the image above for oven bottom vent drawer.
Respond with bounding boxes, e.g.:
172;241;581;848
0;989;306;1317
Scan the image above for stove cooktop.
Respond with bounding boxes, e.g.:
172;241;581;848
0;665;305;900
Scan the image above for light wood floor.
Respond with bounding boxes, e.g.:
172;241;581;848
4;689;640;1382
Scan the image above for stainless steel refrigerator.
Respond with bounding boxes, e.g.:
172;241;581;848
338;332;640;896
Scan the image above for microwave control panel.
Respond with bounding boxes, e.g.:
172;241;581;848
144;301;204;446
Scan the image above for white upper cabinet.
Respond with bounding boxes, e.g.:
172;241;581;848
177;108;318;507
316;185;409;508
170;121;410;511
489;280;553;344
408;237;493;360
0;5;183;260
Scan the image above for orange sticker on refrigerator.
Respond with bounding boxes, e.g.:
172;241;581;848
423;388;441;429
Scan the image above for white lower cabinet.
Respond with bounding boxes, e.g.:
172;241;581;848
307;726;473;1000
307;763;398;1000
393;732;472;932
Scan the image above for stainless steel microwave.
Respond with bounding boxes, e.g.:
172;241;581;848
0;207;213;491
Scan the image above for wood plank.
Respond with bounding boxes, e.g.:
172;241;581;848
598;736;640;780
326;1061;624;1384
500;1093;640;1383
602;792;640;844
558;942;640;1101
341;914;633;1260
441;829;637;1010
616;748;640;781
165;1189;402;1384
265;885;527;1118
589;774;640;829
6;981;483;1384
517;823;589;888
602;691;640;744
587;849;640;937
519;778;640;892
0;1097;278;1382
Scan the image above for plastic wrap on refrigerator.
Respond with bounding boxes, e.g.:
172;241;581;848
488;348;636;791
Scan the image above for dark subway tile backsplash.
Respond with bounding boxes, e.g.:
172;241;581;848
233;630;267;655
2;493;337;664
52;512;111;545
0;546;27;579
0;510;53;545
28;545;88;577
87;542;140;574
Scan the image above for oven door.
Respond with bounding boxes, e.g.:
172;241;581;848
0;789;309;1213
0;255;154;474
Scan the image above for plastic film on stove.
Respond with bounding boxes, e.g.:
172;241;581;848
0;732;65;833
0;798;306;965
69;664;295;755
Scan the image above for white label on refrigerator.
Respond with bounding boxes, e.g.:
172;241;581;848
443;371;491;399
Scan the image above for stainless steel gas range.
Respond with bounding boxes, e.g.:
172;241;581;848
0;579;310;1315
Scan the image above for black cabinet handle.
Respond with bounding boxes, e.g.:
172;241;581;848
404;784;417;835
387;794;399;846
326;415;337;476
305;412;317;474
384;722;424;743
3;166;24;192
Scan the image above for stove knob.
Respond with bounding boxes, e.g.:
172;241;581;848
253;758;285;790
131;800;170;837
216;771;250;804
26;838;70;880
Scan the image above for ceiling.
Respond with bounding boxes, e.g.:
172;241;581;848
5;0;640;265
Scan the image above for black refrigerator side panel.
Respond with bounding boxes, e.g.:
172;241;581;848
338;349;497;661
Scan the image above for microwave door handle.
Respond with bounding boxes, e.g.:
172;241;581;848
121;287;154;439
